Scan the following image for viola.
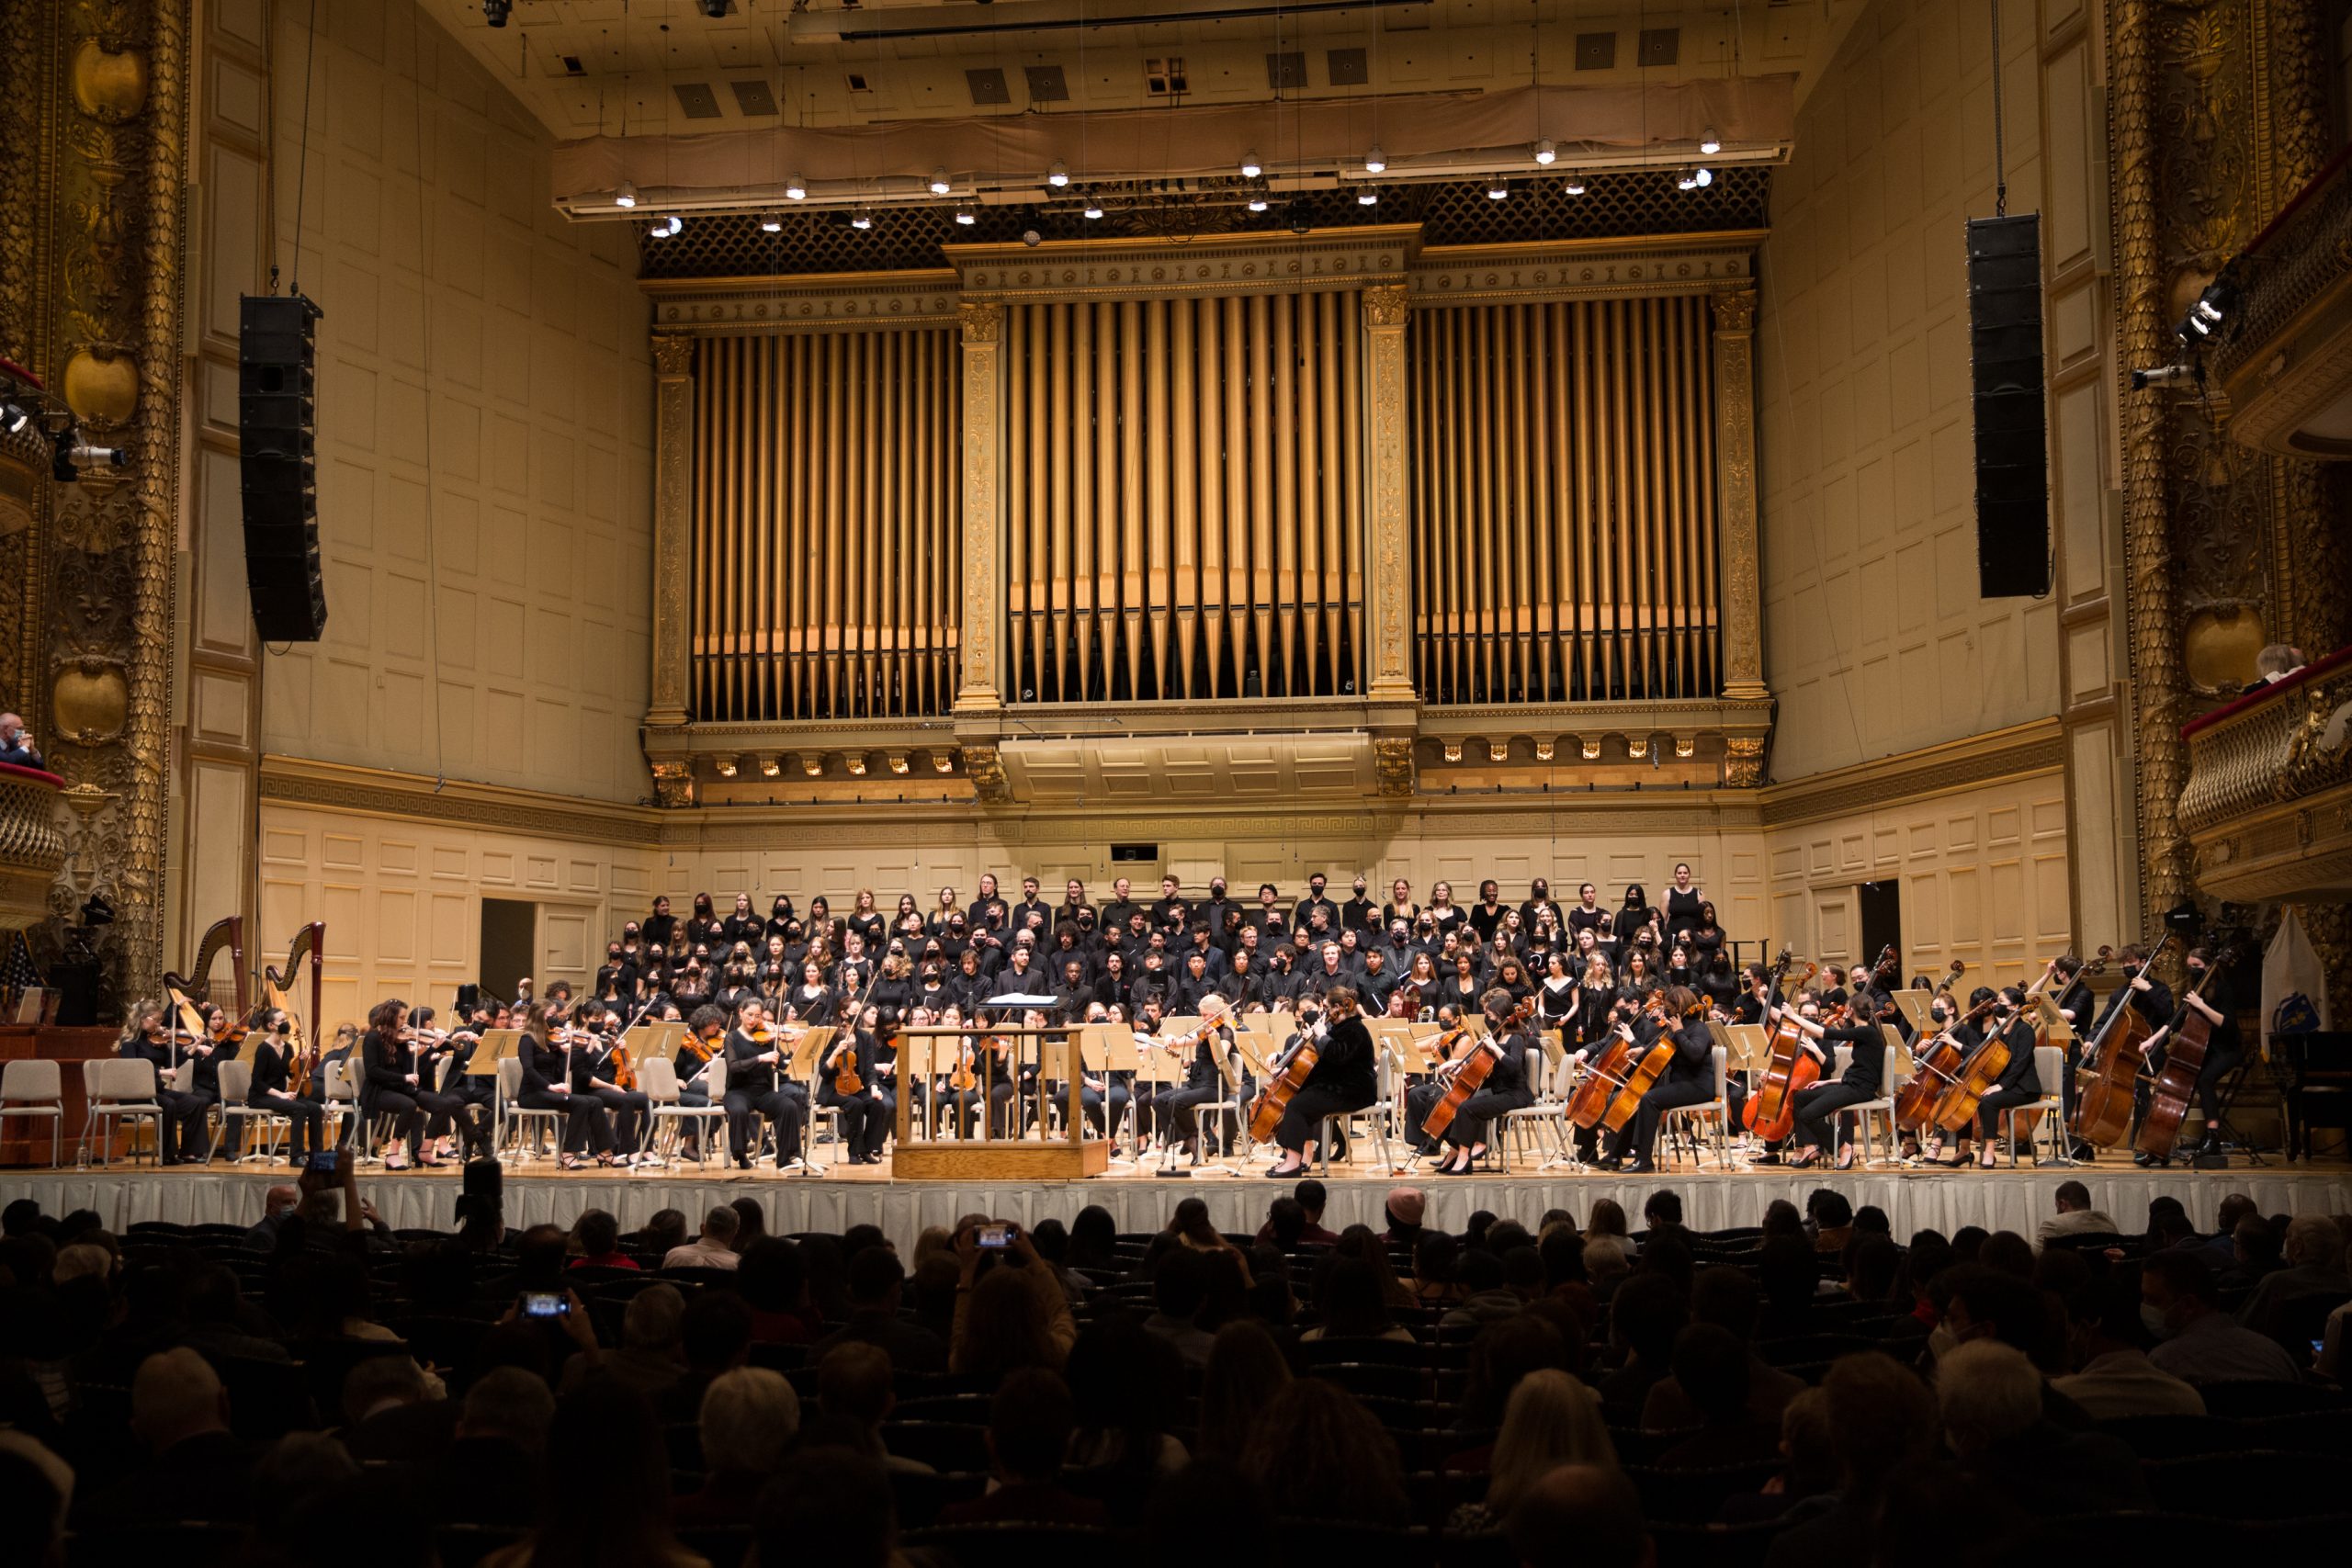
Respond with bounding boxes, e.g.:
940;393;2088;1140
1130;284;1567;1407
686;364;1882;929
1420;997;1537;1142
2070;938;2164;1149
1740;950;1821;1143
2134;940;2239;1159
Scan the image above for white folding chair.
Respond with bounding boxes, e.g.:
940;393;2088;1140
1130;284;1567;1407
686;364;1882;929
1659;1046;1731;1168
321;1056;362;1154
497;1056;566;1163
82;1057;163;1168
1497;1050;1571;1172
1999;1044;2071;1167
212;1060;286;1163
0;1059;65;1166
1827;1045;1901;1169
642;1055;725;1167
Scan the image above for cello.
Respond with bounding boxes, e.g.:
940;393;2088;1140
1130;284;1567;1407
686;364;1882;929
1930;993;2023;1133
2069;936;2168;1149
1740;949;1819;1144
2134;940;2239;1160
1892;960;1971;1130
1246;1007;1330;1144
1564;995;1679;1134
1420;997;1538;1142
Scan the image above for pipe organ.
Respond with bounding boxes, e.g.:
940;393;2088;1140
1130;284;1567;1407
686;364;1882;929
1410;296;1721;705
646;228;1771;803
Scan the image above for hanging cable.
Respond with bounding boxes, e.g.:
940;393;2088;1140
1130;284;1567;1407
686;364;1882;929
279;0;320;295
407;2;448;791
1989;0;2007;217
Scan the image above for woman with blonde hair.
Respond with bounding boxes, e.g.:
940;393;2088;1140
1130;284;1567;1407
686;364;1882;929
1449;1370;1618;1533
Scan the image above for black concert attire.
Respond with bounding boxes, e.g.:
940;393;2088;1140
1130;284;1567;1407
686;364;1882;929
724;1025;805;1168
1405;1023;1534;1153
416;1037;493;1162
1791;1021;1887;1155
1663;886;1704;941
1136;1021;1232;1153
122;1028;212;1164
817;1028;890;1162
361;1027;428;1156
2052;975;2097;1139
519;1030;612;1157
1271;1012;1378;1156
1974;1012;2044;1141
2139;969;2240;1144
246;1037;326;1161
1605;1012;1714;1170
580;1037;650;1157
673;1032;720;1111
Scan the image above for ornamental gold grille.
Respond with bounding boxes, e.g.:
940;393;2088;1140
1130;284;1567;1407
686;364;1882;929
1409;295;1721;704
690;330;963;721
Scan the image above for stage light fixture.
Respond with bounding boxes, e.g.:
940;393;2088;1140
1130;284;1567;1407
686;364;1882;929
929;168;952;196
1240;152;1262;178
1364;146;1386;175
932;753;955;773
1021;228;1044;247
696;0;731;17
955;205;977;226
785;175;807;200
850;208;874;230
1082;199;1104;220
760;212;783;232
482;0;510;27
1047;161;1069;186
1699;127;1722;155
1357;187;1378;206
1487;178;1509;200
715;758;738;778
1563;172;1587;195
1;400;28;435
845;755;868;776
1247;195;1269;212
1532;139;1555;165
613;181;638;209
801;755;824;776
649;213;683;238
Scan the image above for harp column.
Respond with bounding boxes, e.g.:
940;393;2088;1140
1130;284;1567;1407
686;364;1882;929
1711;288;1769;708
646;332;697;737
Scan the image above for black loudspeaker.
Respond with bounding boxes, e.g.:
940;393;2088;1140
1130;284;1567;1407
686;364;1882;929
239;293;329;641
1965;215;2051;598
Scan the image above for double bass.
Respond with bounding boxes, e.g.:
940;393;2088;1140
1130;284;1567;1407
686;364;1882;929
1740;949;1820;1144
1564;995;1679;1134
1420;997;1537;1142
2135;940;2239;1160
2070;936;2167;1148
1892;961;1972;1130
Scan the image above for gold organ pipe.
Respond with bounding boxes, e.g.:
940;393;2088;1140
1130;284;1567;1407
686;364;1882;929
1341;291;1363;692
1167;299;1193;698
1027;304;1051;700
1272;293;1297;694
1120;299;1145;699
1696;297;1720;692
1219;297;1247;696
1316;290;1342;694
1246;295;1273;695
1507;302;1532;701
1528;304;1555;702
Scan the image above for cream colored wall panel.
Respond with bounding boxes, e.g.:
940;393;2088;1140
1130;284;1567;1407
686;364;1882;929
256;0;653;803
539;907;593;974
380;840;417;875
481;852;514;885
187;763;252;931
322;834;362;870
378;890;417;963
525;856;557;889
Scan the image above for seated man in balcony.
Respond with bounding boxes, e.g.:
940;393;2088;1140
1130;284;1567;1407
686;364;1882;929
0;712;40;769
2244;643;2306;694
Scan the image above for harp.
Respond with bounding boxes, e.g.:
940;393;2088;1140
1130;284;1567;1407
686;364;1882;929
263;921;325;1051
163;917;246;1016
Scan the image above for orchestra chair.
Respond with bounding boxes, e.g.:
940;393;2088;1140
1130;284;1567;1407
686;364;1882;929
1997;1043;2072;1168
495;1055;566;1164
1314;1098;1396;1176
80;1057;163;1168
641;1055;724;1168
1828;1043;1900;1169
1497;1047;1571;1172
211;1059;286;1163
1658;1045;1731;1169
0;1058;64;1166
321;1055;360;1153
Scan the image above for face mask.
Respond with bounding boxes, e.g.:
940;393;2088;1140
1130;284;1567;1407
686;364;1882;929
2141;1303;2174;1341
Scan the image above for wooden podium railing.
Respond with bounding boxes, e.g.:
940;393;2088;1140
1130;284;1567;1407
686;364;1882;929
890;1024;1111;1181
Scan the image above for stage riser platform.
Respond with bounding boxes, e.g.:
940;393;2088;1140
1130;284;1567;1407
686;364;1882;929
8;1167;2348;1256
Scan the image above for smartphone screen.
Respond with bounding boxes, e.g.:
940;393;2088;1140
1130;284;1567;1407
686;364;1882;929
523;1291;569;1318
978;1224;1012;1249
306;1149;338;1173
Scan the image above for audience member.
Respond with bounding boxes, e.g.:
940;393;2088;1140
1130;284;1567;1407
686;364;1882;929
2052;1276;2204;1419
809;1247;948;1371
1508;1463;1649;1568
2141;1251;2302;1384
662;1206;743;1270
941;1368;1108;1527
2036;1180;2118;1246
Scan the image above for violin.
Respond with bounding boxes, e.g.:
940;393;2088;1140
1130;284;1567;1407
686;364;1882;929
829;1033;865;1096
209;1012;251;1048
948;1034;980;1092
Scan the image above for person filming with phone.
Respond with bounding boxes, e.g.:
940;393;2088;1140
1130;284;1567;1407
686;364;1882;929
948;1219;1075;1378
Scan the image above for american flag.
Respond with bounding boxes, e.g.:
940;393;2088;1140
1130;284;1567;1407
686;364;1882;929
0;930;41;1016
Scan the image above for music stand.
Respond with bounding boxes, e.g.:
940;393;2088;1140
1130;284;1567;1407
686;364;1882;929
1890;989;1934;1034
625;1020;687;1069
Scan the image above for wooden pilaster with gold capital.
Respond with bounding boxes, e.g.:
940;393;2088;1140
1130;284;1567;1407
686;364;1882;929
1712;288;1768;705
1363;284;1416;706
647;333;695;733
955;301;1004;715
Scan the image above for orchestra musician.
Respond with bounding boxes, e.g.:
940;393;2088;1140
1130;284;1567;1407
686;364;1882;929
723;998;810;1172
359;999;433;1170
2133;945;2237;1168
1773;987;1890;1170
572;1000;654;1168
1403;987;1536;1176
1265;987;1376;1180
817;1003;891;1165
245;1005;327;1165
1134;994;1239;1168
1970;987;2043;1168
517;999;617;1170
406;1004;492;1166
672;1003;728;1163
2047;955;2098;1157
1067;1002;1132;1146
1597;986;1713;1177
117;1001;217;1166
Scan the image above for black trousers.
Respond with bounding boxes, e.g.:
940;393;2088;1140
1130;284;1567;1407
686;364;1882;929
417;1089;492;1159
1792;1080;1874;1154
518;1089;611;1156
585;1084;650;1155
1606;1077;1713;1165
725;1086;804;1165
1073;1079;1131;1140
1976;1086;2041;1142
818;1085;889;1159
1272;1085;1375;1155
255;1094;326;1160
1141;1083;1220;1146
2134;1044;2241;1139
156;1088;215;1163
363;1089;425;1155
1404;1082;1533;1152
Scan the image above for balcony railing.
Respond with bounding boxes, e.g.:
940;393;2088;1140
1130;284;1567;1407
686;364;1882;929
0;762;67;934
2180;645;2352;902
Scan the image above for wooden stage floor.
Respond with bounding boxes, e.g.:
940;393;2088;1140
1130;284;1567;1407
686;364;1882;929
11;1145;2349;1254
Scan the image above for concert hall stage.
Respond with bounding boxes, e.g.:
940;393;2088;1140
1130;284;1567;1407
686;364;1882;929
11;1159;2350;1255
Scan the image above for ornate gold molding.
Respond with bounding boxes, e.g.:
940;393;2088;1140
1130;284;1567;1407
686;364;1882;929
954;301;1002;712
1410;232;1760;305
954;228;1418;302
1711;287;1768;705
646;269;960;334
1754;719;2066;829
646;331;695;731
259;756;664;848
1363;283;1415;703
